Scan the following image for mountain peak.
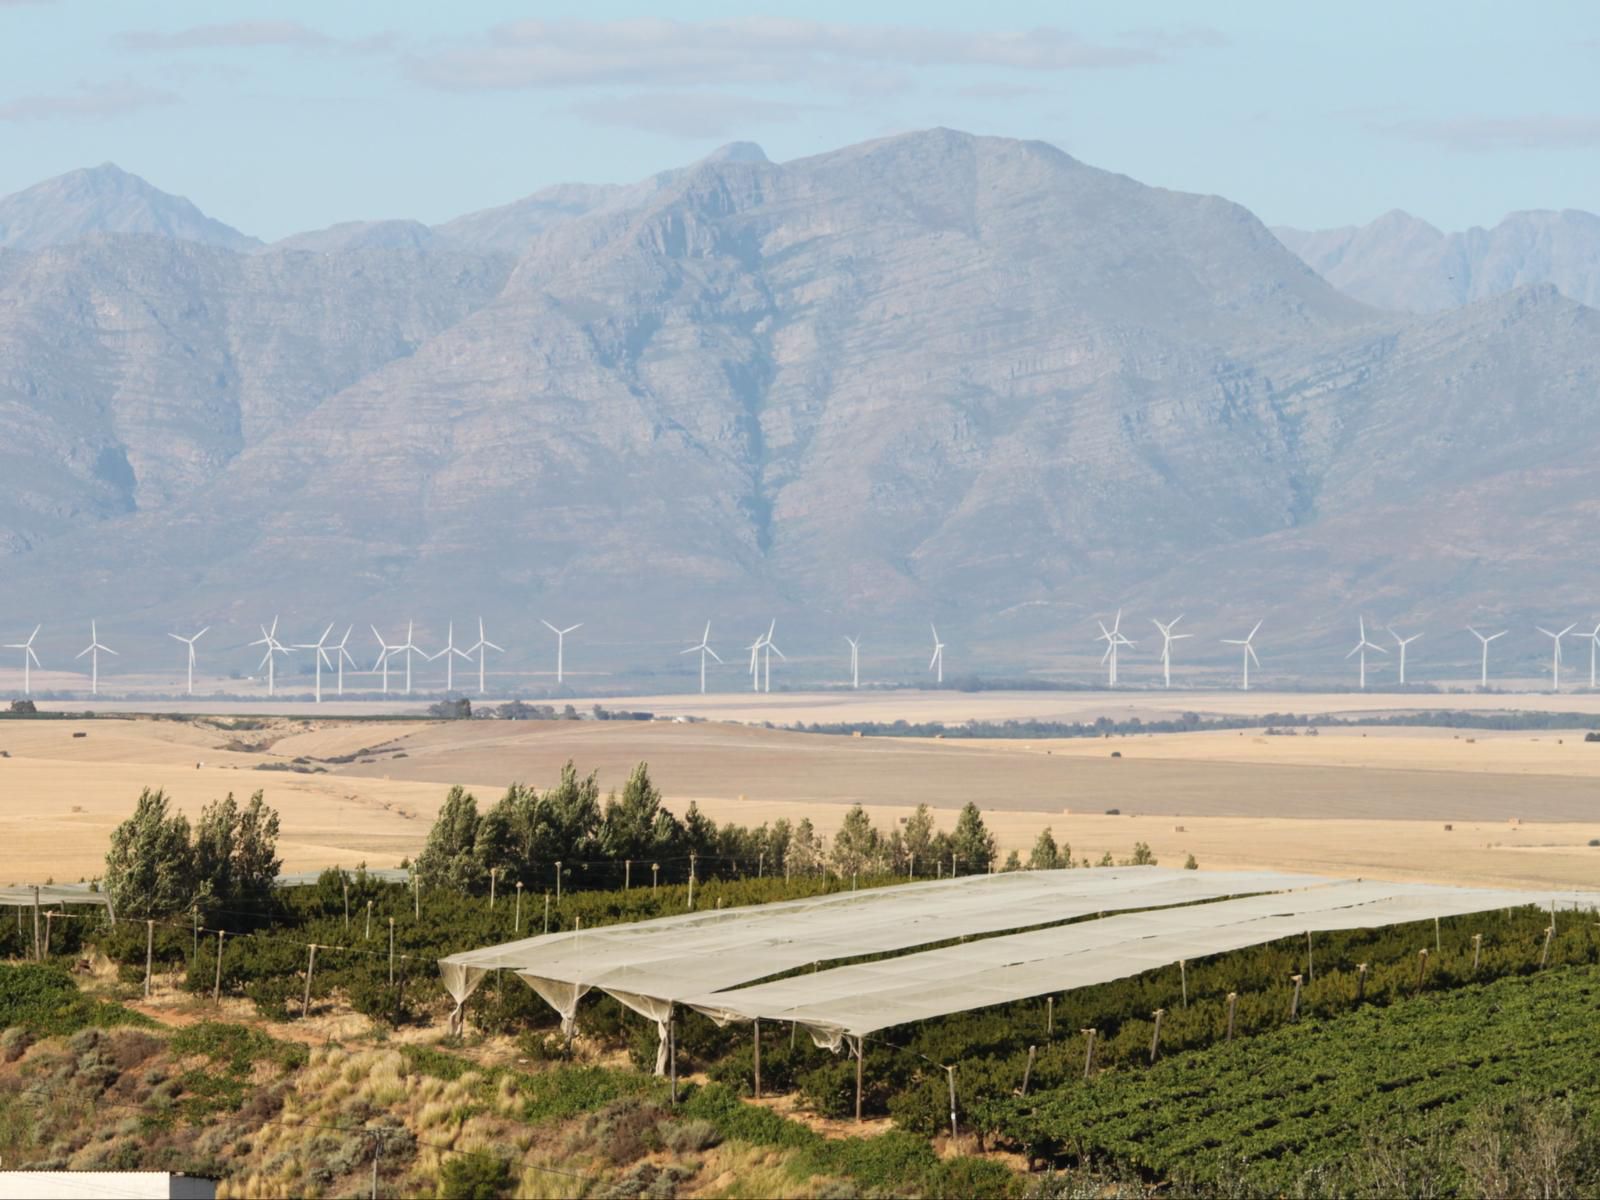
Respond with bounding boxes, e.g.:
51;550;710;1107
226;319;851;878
704;142;768;164
0;164;258;253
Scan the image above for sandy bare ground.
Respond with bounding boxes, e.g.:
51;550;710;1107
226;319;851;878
2;710;1598;890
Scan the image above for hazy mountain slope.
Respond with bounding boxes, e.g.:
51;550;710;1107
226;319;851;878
269;220;441;254
1274;209;1600;312
0;164;259;253
0;240;513;552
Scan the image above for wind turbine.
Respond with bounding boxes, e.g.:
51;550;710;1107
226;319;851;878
392;621;425;695
1467;627;1506;689
167;626;209;696
541;620;581;685
745;627;766;693
679;622;722;694
370;625;400;695
1221;620;1262;690
761;621;784;693
427;621;470;693
5;626;41;695
1096;610;1134;687
844;636;861;689
248;618;290;697
75;621;117;696
462;618;503;696
1150;616;1191;689
329;626;358;697
928;624;945;685
1346;616;1386;690
1536;623;1575;692
294;623;336;703
1587;624;1600;690
1388;627;1423;685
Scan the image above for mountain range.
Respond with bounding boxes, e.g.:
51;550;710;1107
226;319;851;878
0;132;1596;686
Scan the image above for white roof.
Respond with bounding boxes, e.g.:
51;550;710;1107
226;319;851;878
437;867;1325;1011
687;878;1600;1043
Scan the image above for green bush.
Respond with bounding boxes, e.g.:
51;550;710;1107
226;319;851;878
0;963;149;1036
439;1148;513;1199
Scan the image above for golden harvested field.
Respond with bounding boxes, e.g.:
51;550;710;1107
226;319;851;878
1;696;1598;889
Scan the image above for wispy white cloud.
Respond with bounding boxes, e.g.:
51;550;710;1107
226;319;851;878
1119;26;1230;52
407;19;1179;91
115;20;393;54
0;80;178;121
570;91;812;139
1384;114;1600;151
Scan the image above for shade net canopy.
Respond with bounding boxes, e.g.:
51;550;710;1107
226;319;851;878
688;879;1600;1046
0;884;112;907
437;867;1327;1034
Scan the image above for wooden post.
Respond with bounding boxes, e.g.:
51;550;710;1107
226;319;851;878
945;1065;958;1143
192;904;199;960
515;882;523;933
555;861;562;905
1046;996;1053;1036
909;853;915;880
1289;974;1303;1021
388;918;396;984
1306;930;1314;981
852;871;857;892
31;886;41;962
1414;948;1429;994
758;852;764;879
343;876;350;930
44;911;54;958
951;851;957;878
144;919;155;998
1356;962;1368;1004
1472;933;1483;973
1081;1028;1097;1078
365;900;373;940
854;1037;864;1123
1149;1009;1165;1064
303;943;319;1018
653;863;660;892
413;872;419;919
668;1009;677;1106
1434;916;1441;955
625;860;631;890
489;868;497;911
1021;1045;1037;1096
753;1019;761;1100
1180;959;1188;1008
1540;924;1554;969
688;854;697;909
1225;992;1238;1041
213;931;224;1003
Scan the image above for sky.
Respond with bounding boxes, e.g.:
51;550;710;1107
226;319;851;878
1;0;1597;241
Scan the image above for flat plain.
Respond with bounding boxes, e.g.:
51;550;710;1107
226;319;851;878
2;690;1598;890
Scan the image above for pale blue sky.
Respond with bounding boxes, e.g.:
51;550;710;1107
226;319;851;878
2;1;1596;240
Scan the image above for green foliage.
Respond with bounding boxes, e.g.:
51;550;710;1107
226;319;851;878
830;805;882;876
166;1022;307;1120
1028;827;1070;871
104;789;196;917
414;785;484;891
438;1149;513;1199
0;963;150;1036
950;803;996;873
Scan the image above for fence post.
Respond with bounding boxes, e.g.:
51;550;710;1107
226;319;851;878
515;882;523;934
489;868;497;911
413;873;419;920
1414;948;1429;994
555;861;563;905
758;852;764;879
1434;916;1441;955
144;919;155;998
1046;995;1053;1036
688;854;697;909
1290;974;1303;1021
343;875;350;930
213;931;224;1003
1226;992;1238;1041
365;899;372;941
1356;962;1369;1004
854;1037;864;1123
388;918;396;985
1306;930;1314;981
44;911;55;958
543;892;550;935
1472;934;1482;973
753;1018;761;1100
303;944;319;1018
1081;1028;1097;1078
668;1009;677;1106
1540;923;1554;969
909;853;915;881
1179;959;1188;1008
31;886;41;962
1021;1045;1037;1096
1149;1009;1165;1064
945;1065;958;1143
192;904;198;960
625;860;631;890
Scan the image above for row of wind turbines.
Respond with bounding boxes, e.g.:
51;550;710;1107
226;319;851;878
5;613;1600;699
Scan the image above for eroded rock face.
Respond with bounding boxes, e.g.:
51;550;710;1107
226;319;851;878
1;131;1597;672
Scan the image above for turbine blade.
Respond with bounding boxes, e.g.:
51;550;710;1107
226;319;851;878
706;647;723;663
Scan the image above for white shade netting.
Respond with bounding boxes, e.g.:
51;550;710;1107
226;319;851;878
0;884;114;910
687;879;1600;1049
437;867;1325;1066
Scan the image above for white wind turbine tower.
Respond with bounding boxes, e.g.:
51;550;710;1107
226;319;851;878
928;624;945;685
1388;627;1423;685
392;621;426;695
1467;627;1506;689
761;621;785;693
745;627;766;693
1536;623;1575;692
844;636;861;689
463;618;502;696
248;618;290;697
329;626;358;697
294;623;336;704
75;621;117;696
427;621;470;693
541;620;581;685
167;626;209;696
1150;616;1191;689
1221;620;1262;690
5;626;41;695
1096;610;1134;687
370;625;401;695
1587;623;1600;690
679;622;722;695
1346;616;1386;690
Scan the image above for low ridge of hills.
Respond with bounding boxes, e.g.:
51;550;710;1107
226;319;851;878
0;131;1596;679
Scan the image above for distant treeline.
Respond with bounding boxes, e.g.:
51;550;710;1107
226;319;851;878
791;709;1600;739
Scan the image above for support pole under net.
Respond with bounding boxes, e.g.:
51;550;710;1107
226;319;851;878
212;931;225;1003
854;1036;864;1123
753;1018;761;1100
143;920;154;998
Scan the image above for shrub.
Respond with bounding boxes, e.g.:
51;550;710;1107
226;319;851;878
439;1149;514;1199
